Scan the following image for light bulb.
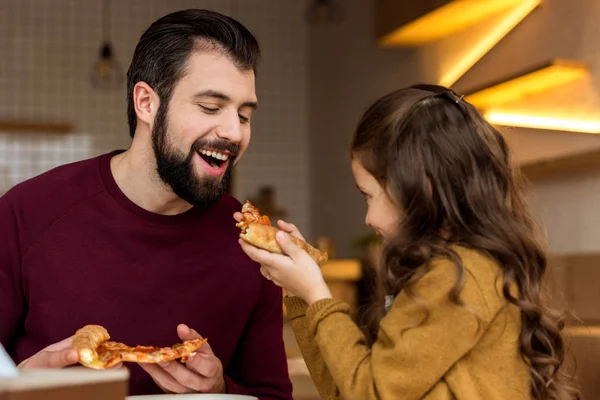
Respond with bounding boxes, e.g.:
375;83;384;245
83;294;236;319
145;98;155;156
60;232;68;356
90;42;124;90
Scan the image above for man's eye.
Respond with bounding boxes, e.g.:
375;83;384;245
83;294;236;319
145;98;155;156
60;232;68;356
239;115;250;124
200;105;219;113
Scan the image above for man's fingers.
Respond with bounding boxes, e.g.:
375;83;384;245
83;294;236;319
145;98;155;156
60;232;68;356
176;324;213;356
233;212;243;222
24;348;79;369
186;353;220;378
139;363;190;393
177;324;202;341
52;349;79;367
44;336;74;352
138;326;225;394
156;361;208;392
194;340;214;356
18;337;77;369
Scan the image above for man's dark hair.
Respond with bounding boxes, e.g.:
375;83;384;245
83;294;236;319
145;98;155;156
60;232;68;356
126;9;261;138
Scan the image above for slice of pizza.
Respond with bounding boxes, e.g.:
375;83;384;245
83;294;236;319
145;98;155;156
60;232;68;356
72;325;208;369
236;200;328;266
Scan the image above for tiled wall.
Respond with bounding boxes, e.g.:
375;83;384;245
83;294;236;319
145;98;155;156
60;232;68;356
0;0;312;237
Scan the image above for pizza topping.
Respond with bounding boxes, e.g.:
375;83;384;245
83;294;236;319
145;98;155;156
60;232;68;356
236;201;272;234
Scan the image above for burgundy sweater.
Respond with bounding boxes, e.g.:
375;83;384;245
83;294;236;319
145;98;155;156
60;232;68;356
0;151;293;398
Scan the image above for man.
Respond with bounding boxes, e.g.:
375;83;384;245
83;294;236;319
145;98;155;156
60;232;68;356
0;9;293;398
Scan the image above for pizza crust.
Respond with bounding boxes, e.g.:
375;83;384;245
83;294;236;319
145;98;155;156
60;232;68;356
72;325;111;369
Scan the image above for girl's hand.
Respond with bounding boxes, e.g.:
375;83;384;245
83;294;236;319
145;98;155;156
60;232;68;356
233;212;308;298
238;230;332;305
269;220;304;298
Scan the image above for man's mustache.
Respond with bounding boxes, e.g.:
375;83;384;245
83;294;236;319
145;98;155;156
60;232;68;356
191;139;240;158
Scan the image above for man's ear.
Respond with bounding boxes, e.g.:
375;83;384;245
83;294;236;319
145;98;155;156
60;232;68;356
133;81;160;129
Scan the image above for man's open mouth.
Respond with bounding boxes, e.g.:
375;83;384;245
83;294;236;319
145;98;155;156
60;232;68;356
197;148;230;169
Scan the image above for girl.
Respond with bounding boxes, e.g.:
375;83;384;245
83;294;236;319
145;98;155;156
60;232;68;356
238;84;579;400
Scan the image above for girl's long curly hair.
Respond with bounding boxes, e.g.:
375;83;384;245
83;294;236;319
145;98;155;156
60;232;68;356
352;83;579;400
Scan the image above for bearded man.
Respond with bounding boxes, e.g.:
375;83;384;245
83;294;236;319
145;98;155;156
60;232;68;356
0;9;292;399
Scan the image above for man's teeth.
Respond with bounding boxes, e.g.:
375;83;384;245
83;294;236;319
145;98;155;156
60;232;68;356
199;149;229;161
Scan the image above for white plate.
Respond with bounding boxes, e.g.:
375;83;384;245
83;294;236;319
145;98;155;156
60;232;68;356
127;396;257;399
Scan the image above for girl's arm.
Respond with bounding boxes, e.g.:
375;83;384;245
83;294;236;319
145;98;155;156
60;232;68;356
303;256;504;400
285;296;343;400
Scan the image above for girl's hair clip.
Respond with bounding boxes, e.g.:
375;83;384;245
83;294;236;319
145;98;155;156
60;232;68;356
435;90;464;105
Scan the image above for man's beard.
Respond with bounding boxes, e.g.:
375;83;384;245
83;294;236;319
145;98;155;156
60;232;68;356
152;105;238;208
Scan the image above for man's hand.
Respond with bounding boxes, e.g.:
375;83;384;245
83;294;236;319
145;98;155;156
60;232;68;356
18;337;79;369
140;324;225;394
18;336;123;370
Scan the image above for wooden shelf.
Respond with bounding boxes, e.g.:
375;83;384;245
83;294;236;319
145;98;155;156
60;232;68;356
464;59;588;110
519;147;600;181
376;0;531;47
566;325;600;336
321;259;362;281
0;120;73;134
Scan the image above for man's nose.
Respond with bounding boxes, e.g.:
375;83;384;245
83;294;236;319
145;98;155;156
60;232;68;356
215;112;244;143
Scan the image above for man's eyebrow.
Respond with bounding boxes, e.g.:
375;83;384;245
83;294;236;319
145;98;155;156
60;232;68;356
193;90;258;109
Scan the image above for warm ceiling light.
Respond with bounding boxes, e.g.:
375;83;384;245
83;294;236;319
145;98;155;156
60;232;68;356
439;0;540;87
464;60;587;109
379;0;527;47
484;111;600;134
